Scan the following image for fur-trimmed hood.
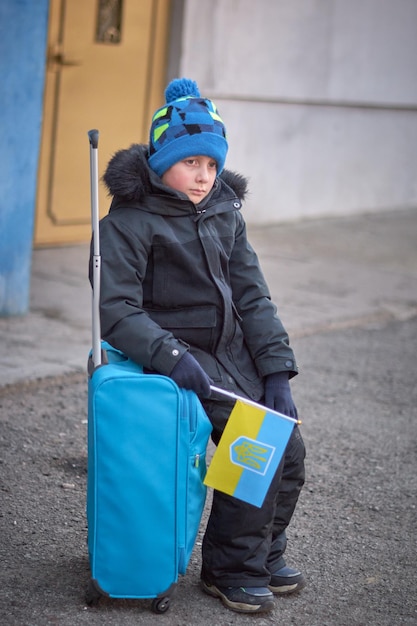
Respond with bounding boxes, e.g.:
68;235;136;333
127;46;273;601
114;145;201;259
102;143;249;205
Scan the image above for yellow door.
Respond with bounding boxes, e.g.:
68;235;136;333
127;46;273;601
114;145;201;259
34;0;170;246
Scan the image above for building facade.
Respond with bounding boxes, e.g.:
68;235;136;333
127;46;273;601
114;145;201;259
1;0;416;314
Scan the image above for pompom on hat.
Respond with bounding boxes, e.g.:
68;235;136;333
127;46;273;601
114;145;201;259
148;78;228;177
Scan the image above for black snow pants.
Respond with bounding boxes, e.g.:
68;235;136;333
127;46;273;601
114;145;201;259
201;398;306;588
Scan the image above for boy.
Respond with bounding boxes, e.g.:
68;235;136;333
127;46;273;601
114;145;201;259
91;78;305;614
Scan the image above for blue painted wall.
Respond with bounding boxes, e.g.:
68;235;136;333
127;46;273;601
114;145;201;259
0;0;49;315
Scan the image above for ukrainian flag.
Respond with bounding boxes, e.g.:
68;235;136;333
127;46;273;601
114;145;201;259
204;387;297;508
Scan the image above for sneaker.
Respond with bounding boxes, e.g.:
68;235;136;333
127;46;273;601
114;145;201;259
201;579;275;613
268;566;306;595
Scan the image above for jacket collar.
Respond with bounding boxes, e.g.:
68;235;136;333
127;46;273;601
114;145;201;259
103;144;248;216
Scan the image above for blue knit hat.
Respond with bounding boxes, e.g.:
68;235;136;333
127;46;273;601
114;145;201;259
148;78;228;177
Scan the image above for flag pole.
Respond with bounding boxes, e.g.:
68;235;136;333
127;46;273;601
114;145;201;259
209;385;300;425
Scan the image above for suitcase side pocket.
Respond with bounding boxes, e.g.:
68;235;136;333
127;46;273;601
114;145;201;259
178;393;212;575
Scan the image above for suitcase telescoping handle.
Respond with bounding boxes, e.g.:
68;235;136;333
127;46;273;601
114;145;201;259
88;129;102;368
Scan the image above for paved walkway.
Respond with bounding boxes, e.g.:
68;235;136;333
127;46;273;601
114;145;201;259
1;207;416;625
1;208;416;387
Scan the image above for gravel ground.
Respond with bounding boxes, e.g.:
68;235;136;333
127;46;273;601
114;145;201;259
1;316;416;625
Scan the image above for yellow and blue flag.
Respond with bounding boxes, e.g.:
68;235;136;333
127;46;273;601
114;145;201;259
204;388;297;508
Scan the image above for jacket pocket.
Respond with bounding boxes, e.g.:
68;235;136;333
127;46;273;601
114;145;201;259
145;305;217;352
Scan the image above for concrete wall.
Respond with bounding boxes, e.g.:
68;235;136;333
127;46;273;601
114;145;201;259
0;0;49;315
175;0;417;223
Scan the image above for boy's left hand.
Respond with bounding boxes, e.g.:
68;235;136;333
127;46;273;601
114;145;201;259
264;372;298;419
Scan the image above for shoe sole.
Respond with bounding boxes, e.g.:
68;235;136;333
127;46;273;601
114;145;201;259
201;580;275;613
269;577;306;595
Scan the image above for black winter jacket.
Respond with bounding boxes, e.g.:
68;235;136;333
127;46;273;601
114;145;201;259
92;144;297;401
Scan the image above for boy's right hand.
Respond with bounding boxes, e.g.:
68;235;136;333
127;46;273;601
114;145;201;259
170;352;212;398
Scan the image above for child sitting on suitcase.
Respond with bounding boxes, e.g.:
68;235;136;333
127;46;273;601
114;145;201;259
92;77;306;614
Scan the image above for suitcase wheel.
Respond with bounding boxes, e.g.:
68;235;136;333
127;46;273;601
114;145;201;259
151;596;171;613
85;579;102;607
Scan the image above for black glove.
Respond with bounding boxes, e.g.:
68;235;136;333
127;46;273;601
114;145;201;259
170;352;211;398
264;372;298;418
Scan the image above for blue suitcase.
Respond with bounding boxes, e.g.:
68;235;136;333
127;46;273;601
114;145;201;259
85;131;212;613
86;344;212;612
